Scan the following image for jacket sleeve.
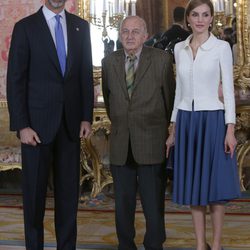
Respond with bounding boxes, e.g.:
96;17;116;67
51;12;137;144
7;21;30;131
170;44;182;122
101;58;110;120
80;21;94;123
220;42;236;124
162;54;175;124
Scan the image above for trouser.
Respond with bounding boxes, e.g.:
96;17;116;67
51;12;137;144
21;119;80;250
111;159;166;250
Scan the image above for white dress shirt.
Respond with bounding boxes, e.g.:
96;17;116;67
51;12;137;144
171;33;235;124
42;5;68;54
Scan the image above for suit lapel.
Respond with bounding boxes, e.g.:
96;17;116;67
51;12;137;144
133;47;151;93
35;8;61;75
64;11;73;78
113;51;129;99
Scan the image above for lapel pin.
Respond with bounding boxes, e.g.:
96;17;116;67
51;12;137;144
76;27;79;31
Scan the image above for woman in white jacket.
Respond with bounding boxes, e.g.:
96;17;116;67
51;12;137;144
166;1;241;250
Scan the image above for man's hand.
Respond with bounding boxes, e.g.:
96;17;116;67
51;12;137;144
20;127;41;146
79;121;92;139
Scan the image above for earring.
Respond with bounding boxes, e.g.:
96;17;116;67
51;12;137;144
188;23;191;27
209;23;212;27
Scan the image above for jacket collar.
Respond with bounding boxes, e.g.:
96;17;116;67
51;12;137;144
112;46;151;99
184;32;217;50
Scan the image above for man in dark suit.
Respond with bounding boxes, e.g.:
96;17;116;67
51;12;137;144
154;7;190;51
102;16;175;250
7;0;93;249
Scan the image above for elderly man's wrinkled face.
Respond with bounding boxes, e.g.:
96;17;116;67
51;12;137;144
120;17;148;55
47;0;67;9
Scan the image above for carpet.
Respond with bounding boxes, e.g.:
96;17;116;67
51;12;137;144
0;191;250;215
0;207;249;249
0;192;250;249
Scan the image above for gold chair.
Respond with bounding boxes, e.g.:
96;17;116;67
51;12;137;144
80;108;113;197
236;105;250;190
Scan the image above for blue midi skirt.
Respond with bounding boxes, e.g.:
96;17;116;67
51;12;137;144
172;108;241;206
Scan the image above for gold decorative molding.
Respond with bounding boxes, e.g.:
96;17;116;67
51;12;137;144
0;164;21;171
0;101;8;108
80;108;112;197
0;102;22;172
234;0;250;91
236;105;250;132
93;66;102;86
236;105;250;191
237;141;250;191
77;0;90;21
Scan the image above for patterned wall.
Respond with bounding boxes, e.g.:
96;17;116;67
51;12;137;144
0;0;76;101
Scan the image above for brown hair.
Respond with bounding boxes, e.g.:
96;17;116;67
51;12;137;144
185;0;214;32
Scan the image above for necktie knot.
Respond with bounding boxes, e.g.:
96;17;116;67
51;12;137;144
127;54;137;63
55;14;61;23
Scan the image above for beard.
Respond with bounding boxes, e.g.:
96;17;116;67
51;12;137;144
47;0;67;9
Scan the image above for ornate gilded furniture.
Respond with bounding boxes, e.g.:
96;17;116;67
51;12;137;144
0;101;21;172
236;105;250;190
80;108;112;197
79;68;113;197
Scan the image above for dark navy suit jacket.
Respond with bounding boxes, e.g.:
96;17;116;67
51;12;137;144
7;8;94;144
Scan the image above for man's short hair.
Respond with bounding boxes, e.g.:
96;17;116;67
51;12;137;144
173;7;185;23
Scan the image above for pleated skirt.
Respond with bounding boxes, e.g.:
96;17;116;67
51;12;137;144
172;108;241;206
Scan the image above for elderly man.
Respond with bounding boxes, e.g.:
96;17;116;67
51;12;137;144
102;16;175;250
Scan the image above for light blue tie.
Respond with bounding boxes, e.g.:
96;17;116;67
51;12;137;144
55;15;66;75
